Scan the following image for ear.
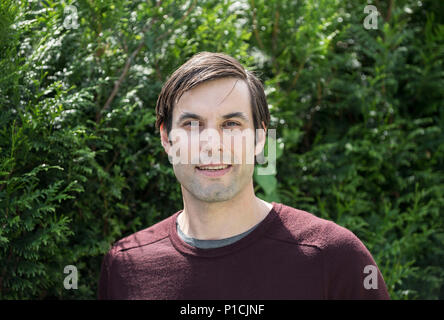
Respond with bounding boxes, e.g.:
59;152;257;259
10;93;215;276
254;121;267;156
160;123;172;154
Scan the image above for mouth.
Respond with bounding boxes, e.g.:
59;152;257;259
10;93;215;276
195;164;232;177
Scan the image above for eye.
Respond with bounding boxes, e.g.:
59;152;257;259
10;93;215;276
223;121;240;128
183;121;201;128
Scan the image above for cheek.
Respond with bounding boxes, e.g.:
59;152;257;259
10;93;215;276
173;164;194;184
169;132;193;164
234;162;255;187
230;136;256;164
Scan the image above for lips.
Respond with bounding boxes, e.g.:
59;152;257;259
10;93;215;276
195;164;232;177
196;164;231;170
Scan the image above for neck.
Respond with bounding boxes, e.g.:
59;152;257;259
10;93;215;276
177;181;273;240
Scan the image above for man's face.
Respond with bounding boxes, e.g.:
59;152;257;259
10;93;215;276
160;77;265;203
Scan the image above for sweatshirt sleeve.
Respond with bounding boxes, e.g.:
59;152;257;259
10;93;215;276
98;246;114;300
322;223;390;300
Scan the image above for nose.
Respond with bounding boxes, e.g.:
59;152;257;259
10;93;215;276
199;128;224;163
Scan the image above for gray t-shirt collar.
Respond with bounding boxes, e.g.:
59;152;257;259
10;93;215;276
176;221;260;249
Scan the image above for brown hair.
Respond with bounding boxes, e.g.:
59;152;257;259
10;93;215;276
155;52;270;134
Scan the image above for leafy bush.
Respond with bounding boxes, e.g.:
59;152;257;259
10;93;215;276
1;0;443;299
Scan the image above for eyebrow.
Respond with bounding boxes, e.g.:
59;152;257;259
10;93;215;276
222;112;249;122
176;111;249;124
176;112;202;124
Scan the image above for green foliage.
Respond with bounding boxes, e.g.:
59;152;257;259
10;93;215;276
1;0;443;299
253;0;444;299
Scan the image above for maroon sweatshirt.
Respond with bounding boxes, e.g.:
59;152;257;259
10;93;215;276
98;202;390;299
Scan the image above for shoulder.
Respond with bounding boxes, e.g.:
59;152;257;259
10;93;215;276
269;202;365;253
270;203;390;298
109;214;175;255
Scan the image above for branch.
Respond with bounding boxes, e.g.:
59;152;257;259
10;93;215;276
96;0;197;123
385;0;393;22
271;9;280;78
288;57;307;91
97;39;147;123
272;9;279;54
250;0;265;50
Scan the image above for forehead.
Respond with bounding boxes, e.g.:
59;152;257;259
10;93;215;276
173;77;252;121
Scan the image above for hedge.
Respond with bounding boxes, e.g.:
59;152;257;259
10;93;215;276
1;0;443;299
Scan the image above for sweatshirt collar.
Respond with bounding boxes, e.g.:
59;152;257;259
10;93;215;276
168;202;281;258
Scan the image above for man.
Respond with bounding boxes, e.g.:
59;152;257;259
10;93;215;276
98;52;390;299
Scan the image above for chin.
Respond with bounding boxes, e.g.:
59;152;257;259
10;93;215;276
186;182;239;203
193;188;237;203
